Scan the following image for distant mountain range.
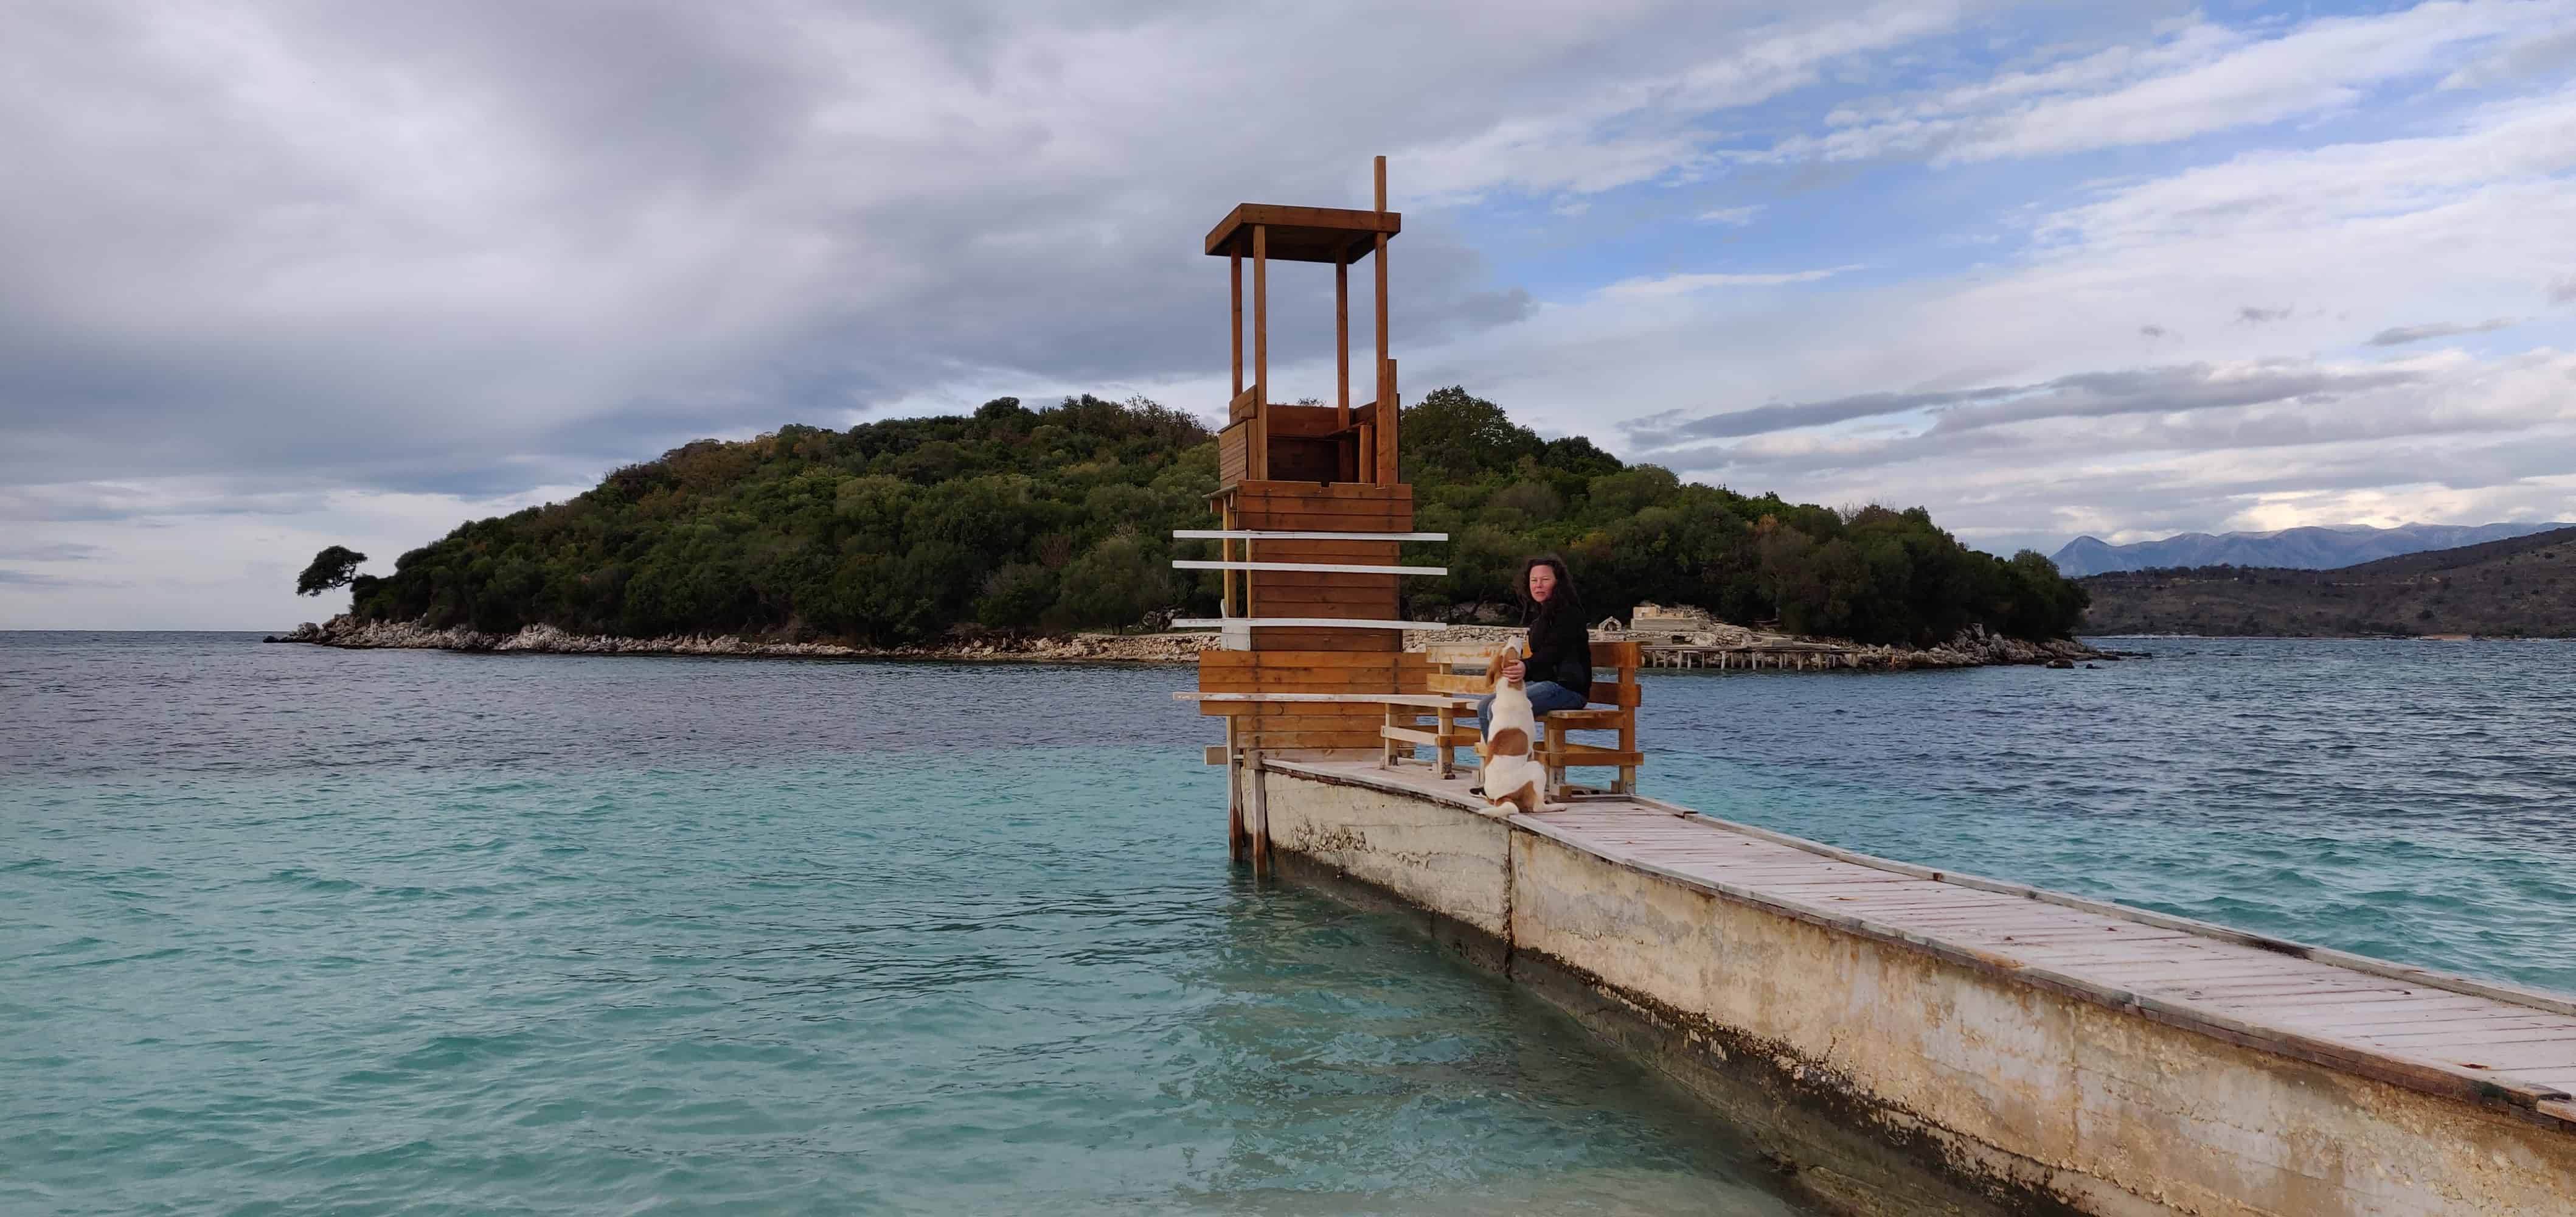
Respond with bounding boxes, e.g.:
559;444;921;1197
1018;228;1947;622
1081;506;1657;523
2049;522;2574;577
2077;525;2576;637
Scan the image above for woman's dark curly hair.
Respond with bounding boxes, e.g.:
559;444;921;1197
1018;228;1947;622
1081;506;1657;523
1519;554;1582;621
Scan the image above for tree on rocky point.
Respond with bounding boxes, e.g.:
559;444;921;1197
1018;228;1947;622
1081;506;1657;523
296;546;369;597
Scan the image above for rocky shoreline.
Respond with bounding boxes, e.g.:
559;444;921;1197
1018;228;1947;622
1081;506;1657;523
270;614;2109;669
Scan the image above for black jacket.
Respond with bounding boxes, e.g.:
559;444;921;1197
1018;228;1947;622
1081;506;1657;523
1523;600;1593;700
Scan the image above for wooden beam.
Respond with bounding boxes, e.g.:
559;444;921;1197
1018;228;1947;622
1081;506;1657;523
1172;560;1447;576
1172;530;1448;542
1247;750;1272;878
1378;358;1399;486
1252;224;1268;481
1225;718;1245;862
1219;497;1237;618
1180;692;1472;706
1336;257;1350;427
1230;253;1243;396
1176;616;1446;630
1373;156;1391;487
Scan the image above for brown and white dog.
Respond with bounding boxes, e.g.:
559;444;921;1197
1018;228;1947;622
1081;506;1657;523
1479;641;1552;814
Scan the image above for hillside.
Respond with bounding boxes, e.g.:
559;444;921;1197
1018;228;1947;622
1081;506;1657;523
2050;521;2573;577
324;388;2088;648
2077;526;2576;636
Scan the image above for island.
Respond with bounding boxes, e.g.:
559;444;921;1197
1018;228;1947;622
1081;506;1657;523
281;391;2093;663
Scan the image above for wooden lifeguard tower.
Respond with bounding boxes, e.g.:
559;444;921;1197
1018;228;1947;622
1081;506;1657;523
1169;158;1453;868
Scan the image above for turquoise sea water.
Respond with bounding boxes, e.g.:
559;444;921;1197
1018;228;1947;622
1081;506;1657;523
5;632;2574;1213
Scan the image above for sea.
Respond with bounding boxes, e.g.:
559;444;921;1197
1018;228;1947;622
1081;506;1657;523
4;631;2572;1215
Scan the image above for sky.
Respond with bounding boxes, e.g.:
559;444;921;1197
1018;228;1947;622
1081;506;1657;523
4;0;2574;629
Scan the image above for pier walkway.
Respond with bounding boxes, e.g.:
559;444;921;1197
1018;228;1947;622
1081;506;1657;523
1265;755;2576;1128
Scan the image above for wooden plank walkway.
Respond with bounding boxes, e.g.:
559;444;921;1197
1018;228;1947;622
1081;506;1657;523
1265;756;2576;1128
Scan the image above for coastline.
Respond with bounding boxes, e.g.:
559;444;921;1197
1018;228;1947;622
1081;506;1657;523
269;614;2106;669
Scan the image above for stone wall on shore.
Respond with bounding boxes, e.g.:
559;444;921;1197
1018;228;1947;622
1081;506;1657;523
271;613;2100;669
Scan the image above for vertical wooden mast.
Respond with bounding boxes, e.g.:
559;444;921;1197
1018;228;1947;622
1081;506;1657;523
1251;223;1268;482
1335;259;1350;428
1372;156;1395;486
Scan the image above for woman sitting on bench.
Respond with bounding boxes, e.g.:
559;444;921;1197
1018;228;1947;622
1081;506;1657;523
1488;556;1592;717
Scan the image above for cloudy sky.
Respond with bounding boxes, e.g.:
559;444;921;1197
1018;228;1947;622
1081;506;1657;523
4;0;2574;628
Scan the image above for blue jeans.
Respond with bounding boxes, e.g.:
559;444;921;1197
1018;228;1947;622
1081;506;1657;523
1476;680;1588;726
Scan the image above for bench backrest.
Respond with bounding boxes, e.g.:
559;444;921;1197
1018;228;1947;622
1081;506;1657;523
1422;638;1641;705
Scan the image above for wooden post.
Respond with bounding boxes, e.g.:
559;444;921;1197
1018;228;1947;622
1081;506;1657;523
1252;224;1269;481
1436;703;1456;778
1617;702;1638;796
1335;257;1350;428
1379;357;1398;484
1372;158;1391;487
1226;718;1246;862
1246;750;1272;879
1220;497;1237;618
1230;253;1243;397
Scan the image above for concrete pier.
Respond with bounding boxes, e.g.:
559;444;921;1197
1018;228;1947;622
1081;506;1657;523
1249;755;2576;1216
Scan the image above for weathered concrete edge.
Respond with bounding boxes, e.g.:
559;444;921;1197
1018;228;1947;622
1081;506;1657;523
1616;791;2576;1022
1265;759;2576;1131
1267;848;2094;1217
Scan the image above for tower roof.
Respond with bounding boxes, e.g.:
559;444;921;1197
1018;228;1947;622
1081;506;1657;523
1204;204;1401;263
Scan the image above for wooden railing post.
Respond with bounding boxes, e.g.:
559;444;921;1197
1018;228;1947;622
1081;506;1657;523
1252;224;1269;481
1247;750;1272;878
1226;718;1247;862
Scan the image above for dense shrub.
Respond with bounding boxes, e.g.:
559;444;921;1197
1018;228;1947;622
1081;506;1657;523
341;389;2088;644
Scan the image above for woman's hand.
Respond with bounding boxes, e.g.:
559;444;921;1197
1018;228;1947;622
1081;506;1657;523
1503;659;1526;680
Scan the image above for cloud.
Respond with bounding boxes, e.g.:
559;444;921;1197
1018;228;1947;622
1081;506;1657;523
2442;25;2576;88
9;0;2576;618
0;542;103;561
2366;317;2517;345
1625;361;2435;451
5;1;1964;500
1771;1;2572;166
0;569;69;587
1597;265;1864;299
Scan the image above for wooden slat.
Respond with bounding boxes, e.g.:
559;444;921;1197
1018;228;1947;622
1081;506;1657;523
1235;730;1386;749
1173;530;1447;542
1253;628;1402;652
1234;493;1412;514
1199;650;1426;669
1175;560;1442;576
1229;382;1262;422
1203;675;1425;696
1246;583;1399;604
1176;617;1442;629
1228;479;1412;500
1217;422;1249;485
1243;539;1401;557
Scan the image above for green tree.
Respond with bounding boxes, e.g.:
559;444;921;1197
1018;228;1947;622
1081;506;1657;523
296;546;368;597
338;389;2092;647
1055;536;1165;630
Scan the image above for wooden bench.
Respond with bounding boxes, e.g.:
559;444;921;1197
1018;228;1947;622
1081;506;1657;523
1400;639;1643;797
